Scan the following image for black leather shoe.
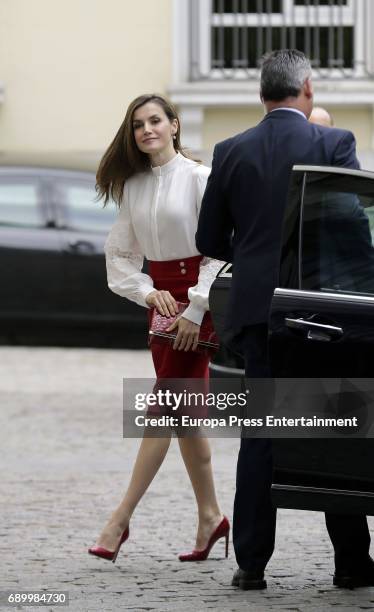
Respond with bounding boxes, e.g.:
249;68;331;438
333;557;374;590
231;568;267;590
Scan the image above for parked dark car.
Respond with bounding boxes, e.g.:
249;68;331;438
209;165;374;515
0;153;148;346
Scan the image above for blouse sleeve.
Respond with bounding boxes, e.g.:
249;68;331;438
182;166;225;325
104;185;154;308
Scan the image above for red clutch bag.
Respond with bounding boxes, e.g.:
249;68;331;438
149;302;219;351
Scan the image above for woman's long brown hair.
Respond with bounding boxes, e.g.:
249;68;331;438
96;93;199;206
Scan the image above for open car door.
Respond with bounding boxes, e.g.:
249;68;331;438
269;165;374;515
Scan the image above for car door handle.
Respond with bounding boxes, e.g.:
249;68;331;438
64;240;95;254
285;317;343;337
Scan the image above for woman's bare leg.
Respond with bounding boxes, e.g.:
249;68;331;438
177;435;224;549
95;432;172;551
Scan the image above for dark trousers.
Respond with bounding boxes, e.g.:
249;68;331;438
233;324;371;573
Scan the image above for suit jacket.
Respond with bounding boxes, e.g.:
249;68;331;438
196;109;360;339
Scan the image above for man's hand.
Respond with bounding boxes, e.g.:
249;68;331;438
146;290;179;317
166;316;200;351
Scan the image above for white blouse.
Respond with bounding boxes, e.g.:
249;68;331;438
104;153;224;325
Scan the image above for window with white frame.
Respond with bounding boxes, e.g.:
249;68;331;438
190;0;371;80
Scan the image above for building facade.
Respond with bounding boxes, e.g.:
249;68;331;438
1;0;374;167
169;0;374;168
0;0;172;158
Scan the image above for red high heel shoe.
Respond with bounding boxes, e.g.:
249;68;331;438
88;527;129;564
178;516;230;562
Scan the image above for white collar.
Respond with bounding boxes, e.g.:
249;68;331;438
151;152;181;176
269;107;307;120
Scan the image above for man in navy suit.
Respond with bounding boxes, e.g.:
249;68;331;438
196;49;373;590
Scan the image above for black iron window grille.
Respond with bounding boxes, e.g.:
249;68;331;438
189;0;372;80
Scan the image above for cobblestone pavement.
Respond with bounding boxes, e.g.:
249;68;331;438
1;346;374;612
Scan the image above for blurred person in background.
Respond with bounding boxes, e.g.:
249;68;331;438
309;106;334;127
88;94;229;565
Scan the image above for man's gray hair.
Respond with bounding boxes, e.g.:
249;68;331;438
260;49;312;102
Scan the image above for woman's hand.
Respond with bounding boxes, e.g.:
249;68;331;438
146;290;179;317
166;316;200;351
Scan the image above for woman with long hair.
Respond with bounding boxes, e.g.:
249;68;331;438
88;94;229;564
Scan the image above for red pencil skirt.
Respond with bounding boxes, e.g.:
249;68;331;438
148;255;211;381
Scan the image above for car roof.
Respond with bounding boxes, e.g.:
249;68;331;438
293;164;374;180
0;152;100;174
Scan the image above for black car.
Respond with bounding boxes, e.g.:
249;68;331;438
0;153;148;346
209;165;374;515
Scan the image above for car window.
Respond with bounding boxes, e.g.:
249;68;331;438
0;181;43;228
300;171;374;295
57;180;116;232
